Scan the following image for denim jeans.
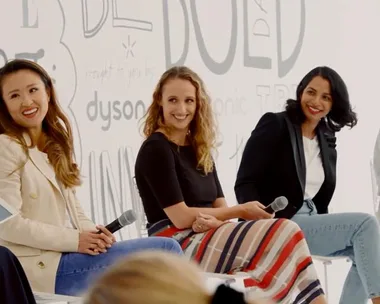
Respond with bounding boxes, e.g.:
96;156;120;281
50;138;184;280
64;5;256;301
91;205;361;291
55;237;182;296
291;200;380;304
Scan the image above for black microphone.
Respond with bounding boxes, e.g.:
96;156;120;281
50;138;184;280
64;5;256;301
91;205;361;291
97;210;136;234
264;196;288;214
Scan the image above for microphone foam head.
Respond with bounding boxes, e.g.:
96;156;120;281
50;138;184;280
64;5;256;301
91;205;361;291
272;196;288;212
119;210;137;226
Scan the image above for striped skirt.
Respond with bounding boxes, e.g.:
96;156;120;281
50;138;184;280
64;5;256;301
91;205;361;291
149;218;324;304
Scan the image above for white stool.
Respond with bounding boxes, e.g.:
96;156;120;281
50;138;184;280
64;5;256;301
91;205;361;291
33;292;82;304
370;158;380;220
312;255;350;301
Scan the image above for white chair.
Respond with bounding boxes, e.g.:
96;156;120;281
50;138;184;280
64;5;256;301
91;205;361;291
369;158;380;219
33;292;82;304
312;255;350;301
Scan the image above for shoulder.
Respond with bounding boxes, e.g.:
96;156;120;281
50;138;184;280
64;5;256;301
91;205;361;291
255;111;286;131
0;135;27;170
140;133;173;153
0;134;18;145
136;133;176;165
0;134;25;156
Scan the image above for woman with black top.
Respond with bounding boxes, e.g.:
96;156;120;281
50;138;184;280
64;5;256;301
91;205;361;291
135;66;327;304
234;66;380;304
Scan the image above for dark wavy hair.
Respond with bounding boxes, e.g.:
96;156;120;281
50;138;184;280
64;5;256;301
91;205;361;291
285;66;357;132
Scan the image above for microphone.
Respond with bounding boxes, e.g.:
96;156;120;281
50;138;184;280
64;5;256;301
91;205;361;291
264;196;288;214
97;209;136;234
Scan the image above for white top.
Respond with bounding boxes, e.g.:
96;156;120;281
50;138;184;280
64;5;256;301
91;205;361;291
303;136;325;199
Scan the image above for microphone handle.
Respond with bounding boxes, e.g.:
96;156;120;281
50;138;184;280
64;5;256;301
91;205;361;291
263;205;275;214
96;218;123;234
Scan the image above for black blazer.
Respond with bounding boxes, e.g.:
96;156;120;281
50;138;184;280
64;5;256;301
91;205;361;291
234;111;337;219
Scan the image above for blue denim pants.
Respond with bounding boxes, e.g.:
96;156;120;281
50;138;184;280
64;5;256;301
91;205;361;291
55;236;182;296
291;200;380;304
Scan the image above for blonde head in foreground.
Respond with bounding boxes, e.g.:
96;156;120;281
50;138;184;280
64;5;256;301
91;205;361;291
85;251;271;304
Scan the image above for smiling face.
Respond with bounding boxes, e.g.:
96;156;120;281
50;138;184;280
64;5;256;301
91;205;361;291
160;78;197;141
300;76;333;125
1;69;50;137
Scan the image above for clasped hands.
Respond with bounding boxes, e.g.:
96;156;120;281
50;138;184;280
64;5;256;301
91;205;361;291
78;225;116;256
192;201;274;233
192;213;225;233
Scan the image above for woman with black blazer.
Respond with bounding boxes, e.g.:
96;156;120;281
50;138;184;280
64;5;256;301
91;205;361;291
235;66;380;304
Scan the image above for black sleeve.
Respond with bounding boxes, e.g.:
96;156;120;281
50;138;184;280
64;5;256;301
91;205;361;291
234;112;282;204
0;246;36;304
138;140;184;209
213;165;224;198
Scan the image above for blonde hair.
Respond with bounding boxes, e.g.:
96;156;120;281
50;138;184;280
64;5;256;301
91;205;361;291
0;59;81;188
85;251;212;304
85;251;272;304
142;66;216;174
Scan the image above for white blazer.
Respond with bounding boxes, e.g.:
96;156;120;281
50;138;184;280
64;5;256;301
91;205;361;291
0;134;96;293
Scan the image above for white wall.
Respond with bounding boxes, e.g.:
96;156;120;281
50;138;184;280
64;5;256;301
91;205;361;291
2;1;380;302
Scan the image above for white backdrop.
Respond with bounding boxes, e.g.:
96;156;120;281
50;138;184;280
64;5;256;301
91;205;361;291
1;1;380;302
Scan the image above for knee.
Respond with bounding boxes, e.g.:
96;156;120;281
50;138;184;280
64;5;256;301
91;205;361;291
359;213;379;231
281;219;303;232
155;237;183;254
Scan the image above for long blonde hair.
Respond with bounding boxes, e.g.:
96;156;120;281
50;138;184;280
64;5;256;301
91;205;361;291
85;251;212;304
143;66;216;174
0;59;81;188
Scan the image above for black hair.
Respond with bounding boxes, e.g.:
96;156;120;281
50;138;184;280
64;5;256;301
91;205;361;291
285;66;357;132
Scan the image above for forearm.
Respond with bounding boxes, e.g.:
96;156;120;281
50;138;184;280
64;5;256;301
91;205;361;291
164;202;246;229
0;215;79;252
189;205;243;222
79;218;97;232
74;199;97;231
165;202;244;230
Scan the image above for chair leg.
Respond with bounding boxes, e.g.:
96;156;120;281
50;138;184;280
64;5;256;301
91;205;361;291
323;262;329;301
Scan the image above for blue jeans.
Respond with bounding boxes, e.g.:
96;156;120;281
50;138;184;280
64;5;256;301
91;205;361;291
291;200;380;304
55;237;182;296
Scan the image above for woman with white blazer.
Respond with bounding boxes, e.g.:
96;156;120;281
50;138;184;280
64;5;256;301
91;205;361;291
0;59;182;296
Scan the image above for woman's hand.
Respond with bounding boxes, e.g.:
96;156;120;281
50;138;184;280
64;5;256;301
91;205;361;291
96;225;116;243
240;201;274;220
192;213;225;233
78;226;115;255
